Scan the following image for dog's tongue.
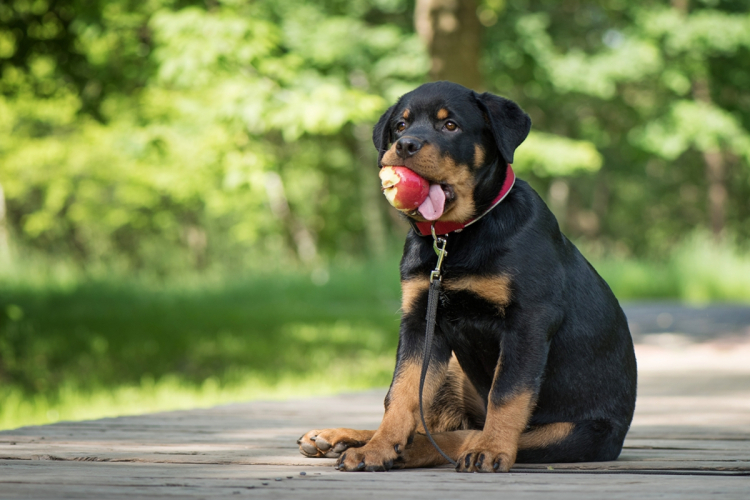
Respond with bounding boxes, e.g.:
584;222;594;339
418;184;446;221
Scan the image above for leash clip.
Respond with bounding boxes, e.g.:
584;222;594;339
430;224;448;283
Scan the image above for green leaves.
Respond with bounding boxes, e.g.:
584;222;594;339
484;1;750;251
0;0;425;269
640;8;750;56
515;132;603;176
634;100;750;163
150;7;280;88
267;79;386;140
516;13;662;99
1;0;749;268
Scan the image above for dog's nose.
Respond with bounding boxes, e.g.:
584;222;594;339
395;137;423;159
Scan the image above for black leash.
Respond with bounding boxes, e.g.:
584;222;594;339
418;226;457;467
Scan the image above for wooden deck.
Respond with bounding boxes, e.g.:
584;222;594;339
2;325;750;498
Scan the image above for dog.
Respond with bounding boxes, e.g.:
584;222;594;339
297;81;637;473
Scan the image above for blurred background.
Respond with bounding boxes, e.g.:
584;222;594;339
1;0;749;430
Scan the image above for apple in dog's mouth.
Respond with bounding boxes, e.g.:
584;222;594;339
379;166;429;210
379;166;448;221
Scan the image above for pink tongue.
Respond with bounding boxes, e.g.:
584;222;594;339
418;184;446;221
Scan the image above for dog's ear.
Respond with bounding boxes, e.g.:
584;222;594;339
474;92;531;165
372;104;396;167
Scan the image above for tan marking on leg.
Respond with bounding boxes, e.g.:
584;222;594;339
401;277;430;315
427;355;486;433
484;391;535;445
519;422;575;450
443;275;512;312
392;360;448;434
492;348;503;382
474;144;485;168
480;391;534;468
402;109;410;120
337;358;449;471
437;108;449;120
455;390;535;472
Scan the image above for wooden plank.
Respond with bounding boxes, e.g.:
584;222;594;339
1;461;749;500
2;381;750;470
1;340;750;498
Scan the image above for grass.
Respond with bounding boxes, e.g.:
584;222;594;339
1;233;749;431
0;257;403;430
590;233;750;303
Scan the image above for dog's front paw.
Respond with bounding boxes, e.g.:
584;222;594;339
455;448;515;473
297;428;373;458
335;440;403;472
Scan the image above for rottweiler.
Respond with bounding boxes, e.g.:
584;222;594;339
298;81;637;473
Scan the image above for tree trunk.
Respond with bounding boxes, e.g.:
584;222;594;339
0;181;9;263
415;0;484;91
672;0;726;240
701;148;727;239
693;79;727;240
354;125;387;258
264;172;318;264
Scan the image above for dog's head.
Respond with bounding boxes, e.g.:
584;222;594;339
373;81;531;223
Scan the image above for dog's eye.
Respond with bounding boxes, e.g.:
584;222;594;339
396;121;407;132
444;121;458;132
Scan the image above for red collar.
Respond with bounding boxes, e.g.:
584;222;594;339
411;164;516;237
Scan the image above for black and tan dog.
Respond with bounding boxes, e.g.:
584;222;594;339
298;81;637;473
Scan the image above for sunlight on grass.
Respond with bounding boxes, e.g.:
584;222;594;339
673;235;750;303
0;258;402;431
0;353;395;431
592;233;750;304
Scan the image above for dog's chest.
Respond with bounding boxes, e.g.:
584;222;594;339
435;283;507;389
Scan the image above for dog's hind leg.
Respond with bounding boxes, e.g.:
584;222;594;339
394;420;626;465
394;420;626;469
516;419;627;463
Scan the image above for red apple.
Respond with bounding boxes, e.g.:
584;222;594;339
379;166;430;211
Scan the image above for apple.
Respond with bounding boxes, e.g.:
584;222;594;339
379;166;430;211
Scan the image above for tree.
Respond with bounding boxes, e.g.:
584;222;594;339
1;0;749;273
0;0;427;271
415;0;484;90
478;0;750;251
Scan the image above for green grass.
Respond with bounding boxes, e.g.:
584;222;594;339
1;234;749;431
0;257;403;430
590;233;750;303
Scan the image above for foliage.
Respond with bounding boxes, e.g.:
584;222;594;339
0;0;426;271
481;0;750;252
515;131;602;176
6;1;747;269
